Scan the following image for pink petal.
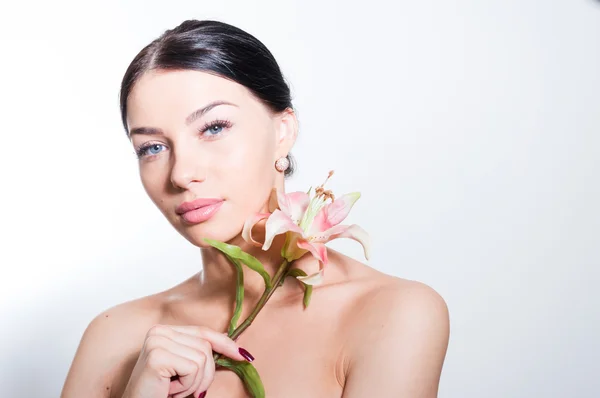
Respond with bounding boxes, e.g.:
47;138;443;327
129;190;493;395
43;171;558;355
309;207;333;235
262;209;305;251
296;240;329;267
325;192;361;226
241;212;271;247
307;192;361;236
277;190;310;223
296;269;324;285
313;224;371;260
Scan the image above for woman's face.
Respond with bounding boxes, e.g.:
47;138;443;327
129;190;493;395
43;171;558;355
126;69;297;247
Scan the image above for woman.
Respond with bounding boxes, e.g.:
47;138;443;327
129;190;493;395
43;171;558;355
61;19;450;398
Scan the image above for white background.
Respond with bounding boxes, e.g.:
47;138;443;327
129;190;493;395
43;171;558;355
0;0;598;396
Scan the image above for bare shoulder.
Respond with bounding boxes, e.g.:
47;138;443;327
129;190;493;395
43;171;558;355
359;275;448;325
60;291;166;397
333;250;449;326
339;271;450;397
343;269;450;340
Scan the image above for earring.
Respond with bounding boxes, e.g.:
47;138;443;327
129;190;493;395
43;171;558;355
275;156;290;172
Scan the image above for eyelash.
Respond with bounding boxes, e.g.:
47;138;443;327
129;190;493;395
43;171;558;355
134;118;233;159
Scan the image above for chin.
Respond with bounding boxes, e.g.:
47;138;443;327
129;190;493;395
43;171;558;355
178;222;243;248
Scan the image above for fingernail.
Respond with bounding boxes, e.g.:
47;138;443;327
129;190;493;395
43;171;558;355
199;392;207;398
239;347;255;362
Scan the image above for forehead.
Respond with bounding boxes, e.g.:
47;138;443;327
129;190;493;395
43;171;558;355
126;69;254;129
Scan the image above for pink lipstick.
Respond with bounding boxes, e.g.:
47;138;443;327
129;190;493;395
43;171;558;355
176;198;224;224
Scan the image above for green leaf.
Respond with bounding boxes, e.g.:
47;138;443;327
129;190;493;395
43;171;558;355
285;268;313;309
225;254;244;336
204;238;272;289
216;357;265;398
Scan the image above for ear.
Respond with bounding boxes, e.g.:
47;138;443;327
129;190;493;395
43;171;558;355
274;108;298;157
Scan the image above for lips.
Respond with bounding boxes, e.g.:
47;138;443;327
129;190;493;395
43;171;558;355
175;198;224;215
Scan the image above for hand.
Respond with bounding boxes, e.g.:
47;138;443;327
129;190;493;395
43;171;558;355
121;324;253;398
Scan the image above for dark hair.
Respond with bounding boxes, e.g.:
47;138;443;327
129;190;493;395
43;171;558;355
119;19;296;178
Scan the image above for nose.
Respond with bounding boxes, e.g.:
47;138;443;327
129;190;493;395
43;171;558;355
169;145;206;190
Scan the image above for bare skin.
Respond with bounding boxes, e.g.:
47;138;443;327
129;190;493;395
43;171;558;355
61;69;450;397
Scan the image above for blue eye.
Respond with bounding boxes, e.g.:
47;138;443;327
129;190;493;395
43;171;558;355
136;143;165;158
134;118;232;159
147;144;163;154
206;124;223;135
199;119;232;138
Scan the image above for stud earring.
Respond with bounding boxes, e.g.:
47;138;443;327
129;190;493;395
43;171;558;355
275;156;290;172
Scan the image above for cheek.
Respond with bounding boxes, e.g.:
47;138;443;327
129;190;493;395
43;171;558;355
139;166;167;205
225;139;272;183
220;138;275;209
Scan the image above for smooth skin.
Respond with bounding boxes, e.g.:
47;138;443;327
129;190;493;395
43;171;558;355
60;70;450;398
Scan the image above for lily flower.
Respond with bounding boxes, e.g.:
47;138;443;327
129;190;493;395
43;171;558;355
242;171;370;285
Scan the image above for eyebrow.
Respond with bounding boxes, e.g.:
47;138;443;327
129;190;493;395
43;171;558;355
128;100;238;137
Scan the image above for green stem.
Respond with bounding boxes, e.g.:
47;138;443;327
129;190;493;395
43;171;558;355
213;258;290;362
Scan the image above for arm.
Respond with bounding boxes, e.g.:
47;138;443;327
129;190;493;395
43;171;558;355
60;300;156;398
341;281;450;398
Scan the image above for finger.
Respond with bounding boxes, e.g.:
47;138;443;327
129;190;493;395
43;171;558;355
166;330;216;396
164;325;251;362
145;347;200;395
156;329;215;358
145;335;207;397
195;344;216;395
171;349;211;398
146;330;218;397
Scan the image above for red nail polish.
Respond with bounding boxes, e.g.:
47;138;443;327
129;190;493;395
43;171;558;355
239;347;255;362
199;391;207;398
